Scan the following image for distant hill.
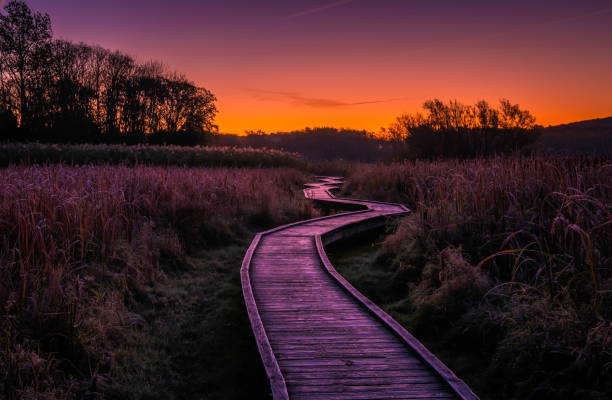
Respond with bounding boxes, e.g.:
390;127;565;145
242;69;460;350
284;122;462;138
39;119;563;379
538;117;612;155
213;128;393;162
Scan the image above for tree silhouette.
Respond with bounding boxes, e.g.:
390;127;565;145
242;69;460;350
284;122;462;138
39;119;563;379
385;99;539;159
0;1;218;145
0;0;51;133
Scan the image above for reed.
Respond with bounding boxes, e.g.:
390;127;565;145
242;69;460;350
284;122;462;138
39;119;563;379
341;155;611;399
0;165;316;399
0;142;305;168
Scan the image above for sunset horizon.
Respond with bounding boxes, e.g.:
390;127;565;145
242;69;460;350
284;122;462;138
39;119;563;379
22;0;612;134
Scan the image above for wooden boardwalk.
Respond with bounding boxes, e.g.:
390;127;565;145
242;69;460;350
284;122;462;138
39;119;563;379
241;176;478;400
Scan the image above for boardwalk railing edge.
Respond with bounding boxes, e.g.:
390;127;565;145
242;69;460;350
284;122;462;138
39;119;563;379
240;234;289;400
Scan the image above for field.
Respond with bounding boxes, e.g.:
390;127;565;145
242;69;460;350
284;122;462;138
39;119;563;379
1;152;610;400
333;156;611;399
0;165;317;399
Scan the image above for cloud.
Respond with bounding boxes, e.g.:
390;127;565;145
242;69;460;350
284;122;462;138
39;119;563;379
247;89;404;108
0;0;6;9
284;0;355;20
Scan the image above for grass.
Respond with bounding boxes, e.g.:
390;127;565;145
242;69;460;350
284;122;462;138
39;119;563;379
333;155;611;400
0;165;317;399
106;241;270;400
0;142;305;168
3;150;609;399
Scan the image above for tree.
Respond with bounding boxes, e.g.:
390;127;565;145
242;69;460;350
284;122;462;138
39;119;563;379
475;100;499;155
45;40;98;141
0;0;52;131
385;99;540;159
245;129;267;136
102;51;134;134
0;1;218;145
159;73;217;133
0;108;17;139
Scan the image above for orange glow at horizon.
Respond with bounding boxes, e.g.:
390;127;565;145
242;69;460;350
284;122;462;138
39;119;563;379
214;95;612;135
210;58;612;134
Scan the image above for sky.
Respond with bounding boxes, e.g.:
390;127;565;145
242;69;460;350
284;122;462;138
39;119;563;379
21;0;612;134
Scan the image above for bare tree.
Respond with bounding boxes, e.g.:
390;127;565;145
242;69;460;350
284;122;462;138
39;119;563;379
102;51;134;134
386;99;540;159
159;73;217;134
0;0;51;130
0;1;218;144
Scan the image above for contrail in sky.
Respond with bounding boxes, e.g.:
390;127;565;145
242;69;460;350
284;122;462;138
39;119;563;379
284;0;355;20
247;89;406;109
544;6;612;26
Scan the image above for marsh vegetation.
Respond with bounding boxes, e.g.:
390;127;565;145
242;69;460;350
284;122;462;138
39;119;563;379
0;166;317;399
334;155;611;400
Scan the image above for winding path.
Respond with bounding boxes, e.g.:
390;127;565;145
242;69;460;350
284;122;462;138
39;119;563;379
241;176;478;400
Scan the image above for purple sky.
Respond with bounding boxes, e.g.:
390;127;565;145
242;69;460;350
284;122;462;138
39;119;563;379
20;0;612;132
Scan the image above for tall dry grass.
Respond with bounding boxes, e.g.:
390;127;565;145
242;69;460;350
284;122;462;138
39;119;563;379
0;142;305;168
342;156;611;399
0;165;316;399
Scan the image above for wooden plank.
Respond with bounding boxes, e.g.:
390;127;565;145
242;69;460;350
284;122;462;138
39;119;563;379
273;344;409;352
267;333;400;342
250;259;323;267
264;327;390;335
280;364;432;373
261;316;378;323
256;306;362;312
285;378;443;387
272;339;405;347
278;359;424;368
275;352;414;361
262;316;378;323
284;370;434;379
291;392;457;400
287;383;450;392
259;307;362;313
264;323;386;331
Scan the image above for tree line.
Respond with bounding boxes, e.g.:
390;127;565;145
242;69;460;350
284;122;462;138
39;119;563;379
383;99;540;158
0;1;217;145
235;127;391;162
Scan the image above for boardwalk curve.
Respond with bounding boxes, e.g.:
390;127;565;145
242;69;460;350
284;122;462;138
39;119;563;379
241;176;478;400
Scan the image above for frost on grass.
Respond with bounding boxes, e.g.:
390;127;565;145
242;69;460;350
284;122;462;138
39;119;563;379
0;165;316;399
340;156;611;400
